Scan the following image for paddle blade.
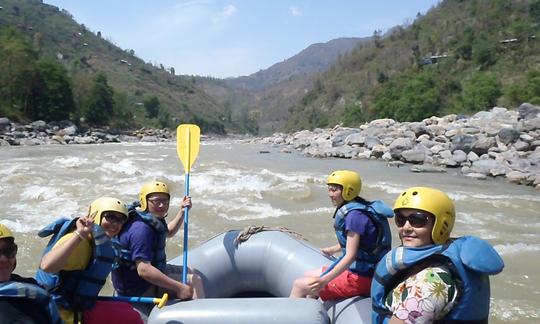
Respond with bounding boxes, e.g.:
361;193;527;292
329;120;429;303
176;124;200;173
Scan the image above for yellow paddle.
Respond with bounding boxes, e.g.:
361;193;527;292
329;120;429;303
176;124;200;284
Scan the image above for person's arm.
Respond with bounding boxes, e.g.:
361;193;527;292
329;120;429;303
135;260;193;300
309;231;360;291
167;196;192;238
40;216;94;273
321;244;341;256
389;316;407;324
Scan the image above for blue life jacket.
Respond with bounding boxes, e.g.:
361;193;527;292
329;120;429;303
116;202;168;271
0;280;63;324
35;217;115;311
333;198;393;275
371;236;504;323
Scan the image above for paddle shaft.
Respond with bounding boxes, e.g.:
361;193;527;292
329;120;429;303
182;172;190;284
98;296;157;305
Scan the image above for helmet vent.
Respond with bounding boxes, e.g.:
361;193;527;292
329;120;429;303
412;191;418;195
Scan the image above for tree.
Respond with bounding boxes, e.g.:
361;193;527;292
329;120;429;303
0;28;38;119
27;60;75;121
144;96;160;119
84;74;114;126
460;73;501;112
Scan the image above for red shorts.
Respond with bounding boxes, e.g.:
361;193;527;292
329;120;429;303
318;267;372;301
83;301;143;324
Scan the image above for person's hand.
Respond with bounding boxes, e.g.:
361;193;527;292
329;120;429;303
176;283;194;300
182;196;192;211
307;276;329;294
321;247;334;256
76;212;96;237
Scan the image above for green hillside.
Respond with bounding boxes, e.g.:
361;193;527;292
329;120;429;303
284;0;540;131
0;0;229;133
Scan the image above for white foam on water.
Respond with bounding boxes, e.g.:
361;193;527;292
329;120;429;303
198;198;288;221
297;207;335;215
20;185;59;201
494;243;540;256
369;182;407;195
100;159;142;176
52;156;87;168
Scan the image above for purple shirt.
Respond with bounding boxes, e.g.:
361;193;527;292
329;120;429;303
345;209;378;256
111;216;159;295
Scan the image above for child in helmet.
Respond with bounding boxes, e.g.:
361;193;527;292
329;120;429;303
371;187;504;323
0;223;62;324
36;197;143;324
290;170;393;300
112;181;204;318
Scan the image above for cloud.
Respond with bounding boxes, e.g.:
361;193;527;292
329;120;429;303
214;4;237;23
290;6;302;17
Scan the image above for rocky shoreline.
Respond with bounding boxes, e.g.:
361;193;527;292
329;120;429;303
253;104;540;190
0;118;175;145
2;104;540;190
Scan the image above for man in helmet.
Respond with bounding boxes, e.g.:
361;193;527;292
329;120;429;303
0;223;62;324
112;181;204;318
36;197;143;324
371;187;504;323
290;170;393;300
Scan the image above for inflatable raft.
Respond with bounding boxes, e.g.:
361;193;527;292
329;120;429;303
148;229;371;324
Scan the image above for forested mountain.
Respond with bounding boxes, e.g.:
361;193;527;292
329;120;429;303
0;0;228;133
224;37;368;92
3;0;540;135
283;0;540;131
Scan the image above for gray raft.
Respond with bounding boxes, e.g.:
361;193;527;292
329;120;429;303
148;230;371;324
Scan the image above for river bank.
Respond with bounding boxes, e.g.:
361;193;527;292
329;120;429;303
252;104;540;190
2;104;540;189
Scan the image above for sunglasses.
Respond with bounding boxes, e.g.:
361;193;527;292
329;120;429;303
148;198;170;206
0;244;17;258
102;212;127;225
395;211;431;228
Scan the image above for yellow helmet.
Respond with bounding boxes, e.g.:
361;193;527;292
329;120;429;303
326;170;362;201
139;181;170;211
0;223;14;239
393;187;455;244
90;197;128;225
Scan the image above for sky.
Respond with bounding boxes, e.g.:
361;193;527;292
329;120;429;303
44;0;440;79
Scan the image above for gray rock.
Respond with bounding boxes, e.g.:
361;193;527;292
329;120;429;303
467;151;480;162
518;103;540;120
506;171;529;184
518;118;540;132
388;138;413;159
471;136;496;155
513;140;530;151
30;120;47;131
453;150;468;163
401;149;426;163
451;134;478;153
498;128;520;144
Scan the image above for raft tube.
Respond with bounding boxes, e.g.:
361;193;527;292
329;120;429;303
148;230;371;324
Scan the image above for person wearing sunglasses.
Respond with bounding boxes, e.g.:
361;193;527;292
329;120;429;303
0;223;62;324
290;170;393;301
371;187;504;324
36;197;143;324
112;181;204;319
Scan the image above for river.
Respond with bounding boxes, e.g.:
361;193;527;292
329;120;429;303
1;140;538;323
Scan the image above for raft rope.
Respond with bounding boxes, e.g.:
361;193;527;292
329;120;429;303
234;225;307;246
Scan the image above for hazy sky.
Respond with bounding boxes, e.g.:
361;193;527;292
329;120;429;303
44;0;440;78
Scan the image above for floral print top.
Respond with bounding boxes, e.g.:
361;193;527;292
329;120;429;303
384;265;458;323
